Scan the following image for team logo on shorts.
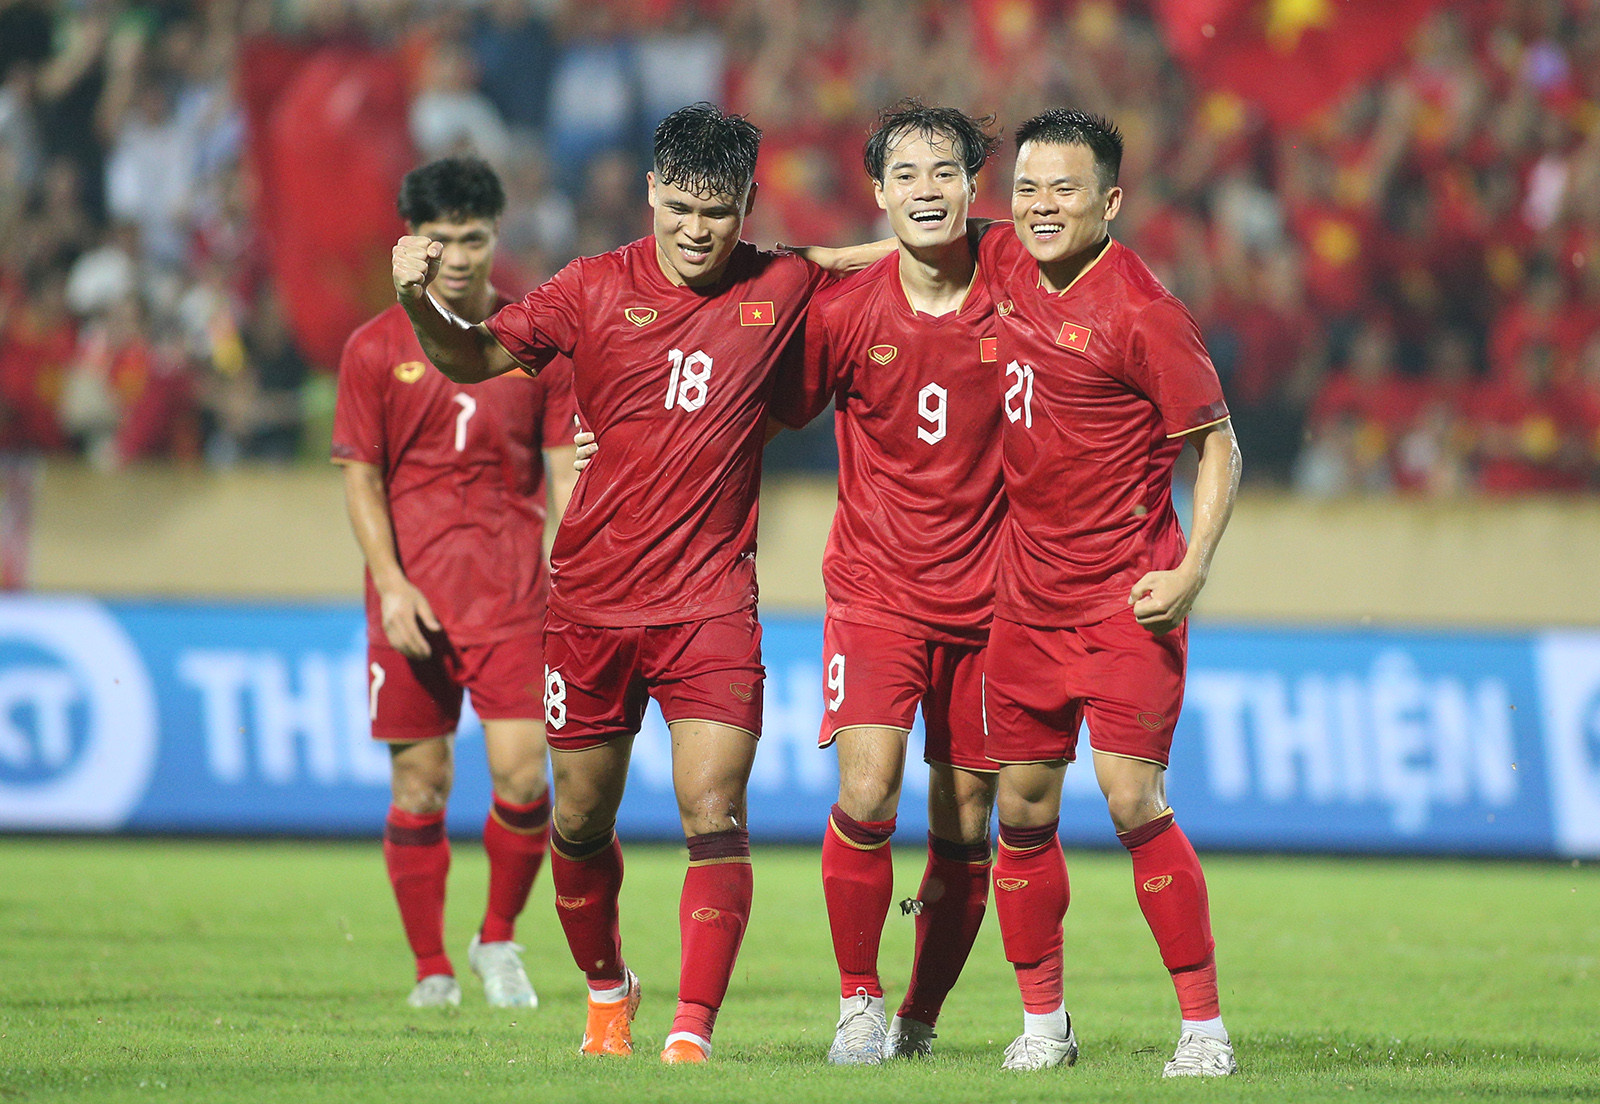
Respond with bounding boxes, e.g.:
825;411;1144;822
556;895;588;910
979;337;998;362
729;682;753;703
624;307;657;327
995;877;1029;892
1137;711;1165;731
544;666;568;730
393;360;427;383
1056;320;1092;353
869;344;897;364
1142;875;1173;893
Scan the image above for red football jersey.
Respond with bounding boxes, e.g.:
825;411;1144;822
773;252;1003;644
332;300;579;646
484;238;828;626
978;225;1229;627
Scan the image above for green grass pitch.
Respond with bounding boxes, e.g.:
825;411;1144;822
2;837;1595;1103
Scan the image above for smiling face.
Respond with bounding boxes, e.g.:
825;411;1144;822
874;129;974;253
1011;140;1121;280
648;173;753;288
411;215;497;318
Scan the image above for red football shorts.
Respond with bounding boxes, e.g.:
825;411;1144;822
820;617;997;773
982;607;1187;766
541;607;765;751
366;630;545;742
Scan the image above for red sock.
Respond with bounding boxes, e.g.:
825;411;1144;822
480;793;550;943
549;827;625;989
821;804;895;998
672;828;753;1042
899;833;989;1025
383;806;452;980
1119;813;1220;1020
993;820;1068;1014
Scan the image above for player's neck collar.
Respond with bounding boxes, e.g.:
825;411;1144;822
1037;235;1113;296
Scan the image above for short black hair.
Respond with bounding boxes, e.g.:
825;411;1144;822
652;102;761;200
863;99;1000;185
397;157;506;226
1014;109;1123;191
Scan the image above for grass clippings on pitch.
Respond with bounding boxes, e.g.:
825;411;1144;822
1;837;1595;1103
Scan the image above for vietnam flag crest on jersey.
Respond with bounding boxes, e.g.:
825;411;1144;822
739;301;775;326
1056;321;1092;353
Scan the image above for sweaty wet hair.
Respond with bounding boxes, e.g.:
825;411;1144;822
864;99;1000;185
652;102;761;200
1014;109;1123;191
397;157;506;226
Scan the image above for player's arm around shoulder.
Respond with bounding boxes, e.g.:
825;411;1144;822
391;234;520;384
1128;417;1242;636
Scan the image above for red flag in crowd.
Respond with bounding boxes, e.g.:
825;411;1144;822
240;39;414;371
1155;0;1446;128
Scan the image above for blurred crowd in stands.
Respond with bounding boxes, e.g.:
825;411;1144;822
1;0;1598;494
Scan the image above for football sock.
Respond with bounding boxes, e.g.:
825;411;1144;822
549;824;626;991
1181;1014;1229;1042
899;833;990;1026
383;805;452;980
993;819;1068;1014
1118;812;1222;1021
672;828;753;1043
821;803;896;998
1024;1003;1071;1039
480;793;550;943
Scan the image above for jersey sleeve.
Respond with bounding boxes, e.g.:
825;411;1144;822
483;257;586;376
538;354;581;447
1124;295;1230;436
769;291;842;429
330;329;386;468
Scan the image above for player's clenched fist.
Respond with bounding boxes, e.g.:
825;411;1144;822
392;235;442;303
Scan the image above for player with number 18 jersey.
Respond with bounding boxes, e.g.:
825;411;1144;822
487;238;826;640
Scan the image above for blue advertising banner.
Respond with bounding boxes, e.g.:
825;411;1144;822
2;596;1597;857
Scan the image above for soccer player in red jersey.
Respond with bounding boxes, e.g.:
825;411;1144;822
333;158;580;1010
772;102;1004;1065
390;104;830;1063
975;111;1243;1076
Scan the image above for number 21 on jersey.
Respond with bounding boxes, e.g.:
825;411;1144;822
1005;361;1034;428
665;349;713;411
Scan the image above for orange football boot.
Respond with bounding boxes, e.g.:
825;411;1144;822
579;970;641;1056
660;1036;709;1064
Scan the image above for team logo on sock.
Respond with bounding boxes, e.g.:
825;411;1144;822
995;877;1029;892
691;908;723;922
624;307;657;327
1137;711;1165;731
393;360;427;383
556;895;589;909
1142;875;1173;893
